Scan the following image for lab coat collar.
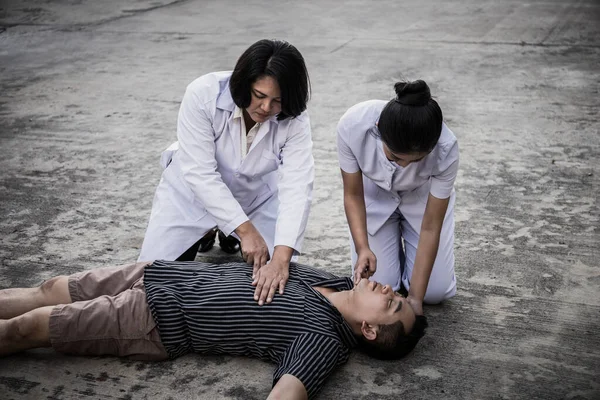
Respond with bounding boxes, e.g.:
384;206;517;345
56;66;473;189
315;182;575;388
250;119;273;151
216;83;235;112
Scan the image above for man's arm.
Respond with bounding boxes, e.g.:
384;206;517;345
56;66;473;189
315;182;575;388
272;333;344;399
267;374;308;400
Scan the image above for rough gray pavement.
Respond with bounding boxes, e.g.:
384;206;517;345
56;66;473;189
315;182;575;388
1;1;599;399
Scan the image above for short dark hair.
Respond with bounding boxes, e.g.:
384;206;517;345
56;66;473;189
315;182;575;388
230;39;310;121
376;80;443;154
359;315;428;360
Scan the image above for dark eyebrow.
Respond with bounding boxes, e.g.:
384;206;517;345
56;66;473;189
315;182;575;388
253;89;281;100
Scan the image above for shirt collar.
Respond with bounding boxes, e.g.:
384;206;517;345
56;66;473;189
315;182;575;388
233;105;243;119
312;277;354;291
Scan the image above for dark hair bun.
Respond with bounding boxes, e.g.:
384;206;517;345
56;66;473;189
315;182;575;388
394;80;431;106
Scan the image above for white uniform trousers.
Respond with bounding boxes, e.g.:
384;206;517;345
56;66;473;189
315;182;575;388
350;191;456;304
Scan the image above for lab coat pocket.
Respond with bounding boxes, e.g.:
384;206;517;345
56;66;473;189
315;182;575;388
257;149;281;176
247;180;275;212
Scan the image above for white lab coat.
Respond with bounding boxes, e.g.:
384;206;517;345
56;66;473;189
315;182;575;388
139;71;314;261
337;100;458;302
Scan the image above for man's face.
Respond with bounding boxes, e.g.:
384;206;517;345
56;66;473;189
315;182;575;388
353;279;416;333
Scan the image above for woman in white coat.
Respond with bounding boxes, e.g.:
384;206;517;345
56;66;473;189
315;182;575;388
139;39;314;305
337;80;458;316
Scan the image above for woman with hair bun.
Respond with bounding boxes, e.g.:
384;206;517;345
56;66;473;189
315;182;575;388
337;80;458;315
139;39;314;305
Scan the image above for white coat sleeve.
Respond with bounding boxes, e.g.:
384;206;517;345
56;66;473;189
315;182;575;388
176;86;249;233
336;122;361;174
430;140;459;200
273;116;315;253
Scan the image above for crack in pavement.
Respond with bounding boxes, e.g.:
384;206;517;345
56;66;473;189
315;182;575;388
0;0;191;31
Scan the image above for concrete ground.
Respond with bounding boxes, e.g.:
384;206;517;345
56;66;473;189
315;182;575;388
1;0;598;399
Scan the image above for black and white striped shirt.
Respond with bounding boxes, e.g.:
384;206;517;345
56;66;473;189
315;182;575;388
144;260;358;399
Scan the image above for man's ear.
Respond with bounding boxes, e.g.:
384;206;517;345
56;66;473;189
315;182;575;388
360;321;378;341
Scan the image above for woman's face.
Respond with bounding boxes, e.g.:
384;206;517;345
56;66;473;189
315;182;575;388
382;144;429;168
246;75;282;123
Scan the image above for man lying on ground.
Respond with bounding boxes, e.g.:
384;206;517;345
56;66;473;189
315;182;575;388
0;260;427;399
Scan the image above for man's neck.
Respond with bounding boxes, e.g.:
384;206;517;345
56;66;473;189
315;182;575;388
313;286;361;335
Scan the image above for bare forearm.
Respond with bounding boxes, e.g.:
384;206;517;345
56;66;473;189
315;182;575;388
344;194;369;251
234;220;255;237
408;229;441;302
272;245;294;265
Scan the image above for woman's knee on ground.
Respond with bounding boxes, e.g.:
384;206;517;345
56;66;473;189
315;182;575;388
420;255;456;304
422;279;456;304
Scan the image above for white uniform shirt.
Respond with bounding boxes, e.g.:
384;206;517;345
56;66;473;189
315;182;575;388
160;71;314;252
337;100;459;235
235;106;261;158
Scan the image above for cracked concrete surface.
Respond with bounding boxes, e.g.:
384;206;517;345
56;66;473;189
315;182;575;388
1;0;599;399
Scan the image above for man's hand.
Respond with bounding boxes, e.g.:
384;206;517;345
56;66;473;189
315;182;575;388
353;248;377;285
235;221;270;275
252;258;289;305
406;294;424;316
